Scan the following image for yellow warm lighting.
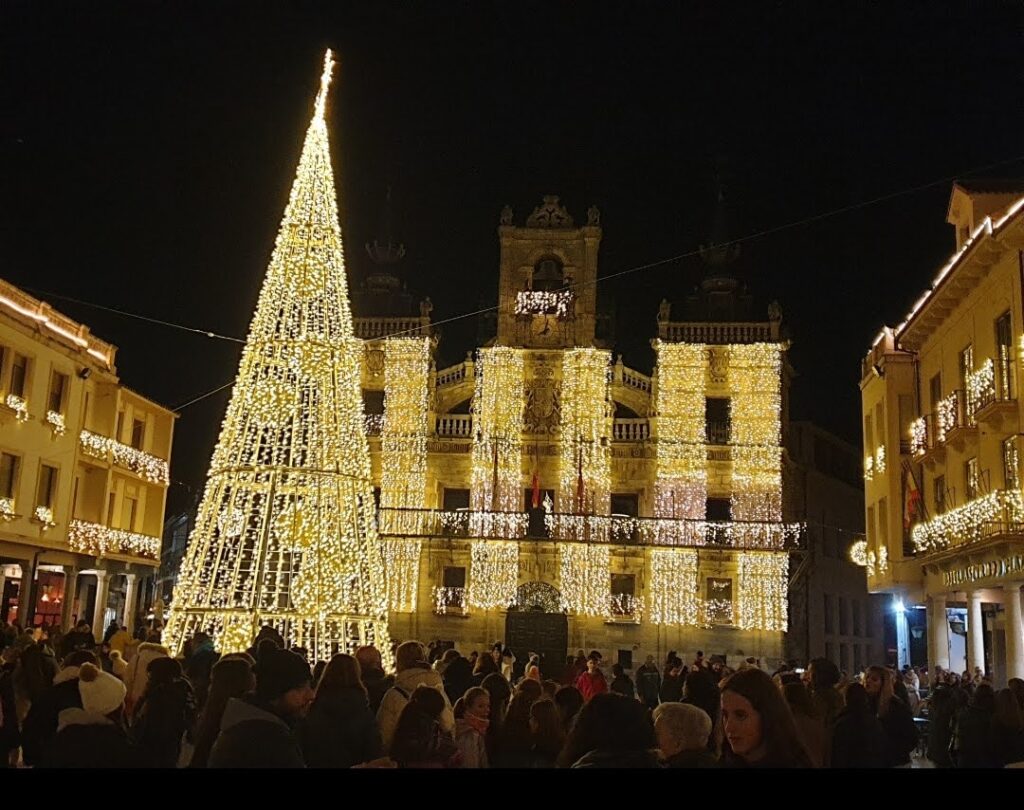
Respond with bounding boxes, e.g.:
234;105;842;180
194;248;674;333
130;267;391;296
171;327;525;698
467;540;519;609
69;519;160;559
737;552;788;631
729;344;782;525
559;348;611;515
80;429;169;484
559;542;611;616
911;489;1024;553
647;548;699;625
165;50;392;666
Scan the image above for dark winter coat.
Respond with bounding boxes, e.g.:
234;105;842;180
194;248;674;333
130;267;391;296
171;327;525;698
610;674;636;700
20;667;84;766
876;696;918;767
954;705;997;768
184;645;220;708
59;630;95;659
131;678;197;768
299;687;382;768
362;667;395;715
659;673;684;703
571;748;663;768
207;696;305;768
926;706;955;768
663;748;719;768
829;705;888;768
636;664;662;706
38;709;144;769
992;723;1024;767
0;663;19;757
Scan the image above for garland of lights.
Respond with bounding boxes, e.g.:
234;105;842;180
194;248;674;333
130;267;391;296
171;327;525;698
559;348;612;515
79;429;169;484
68;519;160;559
875;444;886;475
0;497;14;520
936;391;959;440
911;488;1024;552
737;552;788;631
33;506;55;528
652;342;707;528
515;290;575;318
607;593;643;620
164;52;392;665
46;410;66;436
433;586;468;615
910;417;927;456
467;540;519;609
559;542;611;616
966;359;995;414
864;454;874;481
6;394;28;421
647;548;699;625
379;338;431;611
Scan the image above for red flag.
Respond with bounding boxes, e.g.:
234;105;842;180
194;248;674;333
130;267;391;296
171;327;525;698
531;469;541;509
903;460;922;531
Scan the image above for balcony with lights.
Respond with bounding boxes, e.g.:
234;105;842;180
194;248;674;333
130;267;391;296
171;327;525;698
970;358;1017;430
78;430;170;485
909;414;944;467
910;489;1024;567
432;586;469;617
936;389;977;451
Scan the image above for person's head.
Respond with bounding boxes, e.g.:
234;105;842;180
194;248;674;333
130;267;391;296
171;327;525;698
395;640;426;673
720;667;809;766
390;685;448;763
994;688;1024;732
586;657;600;675
145;656;183;691
76;619;90;632
491;646;502;664
807;657;840;691
782;682;818;719
63;649;98;669
843;682;870;713
481;671;512;711
254;646;314;720
971;683;996;713
514;677;543;703
558;692;656;767
354;645;383;674
77;662;127;721
526;665;541;682
462;686;490;719
653;702;712;758
695;650;704;660
542;679;559;700
612;663;624;678
645;655;655;666
864;665;894;714
440;648;461;666
682;669;721;721
473;650;499;676
316;653;365;699
529;698;564;745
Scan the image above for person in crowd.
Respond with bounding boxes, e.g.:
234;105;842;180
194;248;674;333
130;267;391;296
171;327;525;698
434;648;460;677
575;653;609;703
480;671;511;762
496;679;542;767
300;653;381;768
102;620;120;645
653;701;717;768
829;682;887;768
355;645;393;715
130;656;197;768
125;637;170;717
924;684;956;768
993;687;1024;766
566;650;587;685
806;657;843;730
184;631;220;710
471;648;499;687
682;669;722;754
38;662;141;768
559;692;661;768
390;685;460;768
542;679;559;701
207;646;312;768
189;656;255;768
610;662;636;700
660;658;685;703
953;682;997;768
21;650;101;766
528;698;564;768
863;665;918;768
0;646;20;766
243;625;284;661
692;650;707;671
501;648;516;682
555;684;584;735
442;655;475;706
636;655;662;710
719;668;812;768
453;686;490;768
782;682;826;767
377;641;454;751
108;625;131;659
1008;678;1024;713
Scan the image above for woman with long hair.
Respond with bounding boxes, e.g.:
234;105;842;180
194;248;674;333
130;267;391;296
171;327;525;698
528;699;565;768
782;682;826;767
829;682;887;768
554;685;584;735
453;686;490;768
480;671;511;762
719;668;812;768
557;692;660;768
953;683;997;768
188;657;255;768
471;650;499;687
495;679;542;767
390;685;459;768
131;656;197;768
863;665;918;767
300;653;381;768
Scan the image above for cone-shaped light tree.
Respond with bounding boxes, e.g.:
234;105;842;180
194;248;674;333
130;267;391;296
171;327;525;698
165;51;392;663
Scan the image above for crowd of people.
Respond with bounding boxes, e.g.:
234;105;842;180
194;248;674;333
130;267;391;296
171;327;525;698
3;618;1024;768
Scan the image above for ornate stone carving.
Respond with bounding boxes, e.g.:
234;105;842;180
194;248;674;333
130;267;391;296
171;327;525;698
419;297;433;319
365;346;385;378
524;370;561;435
708;346;727;384
657;298;671;323
526;195;574;229
500;205;514;226
587;205;601;226
768;300;783;322
514;581;562;612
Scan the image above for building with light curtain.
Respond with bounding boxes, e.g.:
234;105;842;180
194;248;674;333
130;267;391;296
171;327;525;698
860;180;1024;685
360;194;800;671
0;277;175;637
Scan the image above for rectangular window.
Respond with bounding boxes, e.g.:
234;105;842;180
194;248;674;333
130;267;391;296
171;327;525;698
705;497;731;521
1004;437;1020;490
36;464;57;509
130;418;145;450
996;311;1014;399
839;643;849;673
72;476;80;518
965;457;979;501
122;495;138;531
838;596;849;635
934;475;946;514
442;488;471;511
825;641;835;665
705;577;733;624
705;397;730;445
0;453;19;499
106;492;116;525
852;599;862;636
610;493;639;517
866;505;875;545
116;411;125;442
929;373;942;413
47;371;68;414
10;353;28;398
875;402;885;446
610;574;637;616
824;594;834;634
864;415;874;454
442;566;466;608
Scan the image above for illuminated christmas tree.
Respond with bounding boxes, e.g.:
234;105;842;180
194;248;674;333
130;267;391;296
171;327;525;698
165;51;392;662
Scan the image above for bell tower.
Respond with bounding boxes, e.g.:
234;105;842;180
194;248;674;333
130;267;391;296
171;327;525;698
495;195;602;348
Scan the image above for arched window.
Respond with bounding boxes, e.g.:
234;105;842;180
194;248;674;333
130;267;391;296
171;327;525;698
531;257;564;292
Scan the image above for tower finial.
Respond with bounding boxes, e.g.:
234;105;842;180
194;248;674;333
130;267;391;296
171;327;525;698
314;49;335;121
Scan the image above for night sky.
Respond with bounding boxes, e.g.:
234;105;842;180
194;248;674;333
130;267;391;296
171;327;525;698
4;2;1024;516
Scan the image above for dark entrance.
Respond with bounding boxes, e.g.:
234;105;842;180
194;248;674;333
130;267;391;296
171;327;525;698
505;582;568;681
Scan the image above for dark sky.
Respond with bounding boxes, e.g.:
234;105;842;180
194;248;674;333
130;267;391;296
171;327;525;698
4;2;1024;515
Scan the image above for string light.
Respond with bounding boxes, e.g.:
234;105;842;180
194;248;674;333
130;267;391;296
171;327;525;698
515;290;575;317
875;444;886;475
33;506;55;528
559;348;611;515
467;540;519;609
164;50;393;666
850;538;868;567
737;552;788;631
559;543;610;616
80;430;169;484
68;519;160;559
45;410;66;435
0;498;16;520
911;489;1024;553
909;416;927;456
433;586;468;615
864;455;874;481
382;538;421;613
647;548;699;625
6;395;28;421
967;359;995;413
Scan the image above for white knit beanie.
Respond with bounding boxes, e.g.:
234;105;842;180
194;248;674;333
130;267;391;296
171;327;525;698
78;662;127;716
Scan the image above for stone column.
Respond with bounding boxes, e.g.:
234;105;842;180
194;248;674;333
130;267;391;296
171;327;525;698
123;573;138;635
967;590;986;676
61;567;79;630
930;594;950;672
19;556;39;627
1005;582;1024;683
91;570;110;641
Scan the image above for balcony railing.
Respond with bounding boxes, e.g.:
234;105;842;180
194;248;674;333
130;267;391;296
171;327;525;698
433;586;469;616
660;321;778;344
706;420;730;445
937;389;973;439
68;519;161;559
612;418;649;442
377;507;801;550
79;430;170;485
614;365;652;393
436;414;473;438
435;361;471;388
353;316;430;340
365;414;384;436
910;489;1024;554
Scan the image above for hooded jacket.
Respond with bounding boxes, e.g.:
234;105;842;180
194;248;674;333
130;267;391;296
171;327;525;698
125;642;170;712
207;696;305;768
299;687;381;768
38;708;143;769
376;665;454;751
